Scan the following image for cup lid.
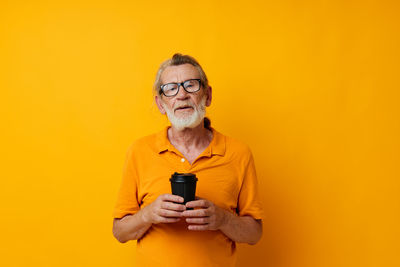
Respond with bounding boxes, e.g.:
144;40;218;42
169;172;198;183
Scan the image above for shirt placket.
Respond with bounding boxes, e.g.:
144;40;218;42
167;146;212;173
167;148;191;172
178;154;191;171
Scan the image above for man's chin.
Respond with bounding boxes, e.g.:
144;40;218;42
170;116;204;131
174;110;194;117
172;123;200;131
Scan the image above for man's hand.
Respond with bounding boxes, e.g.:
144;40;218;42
143;194;186;224
182;198;228;231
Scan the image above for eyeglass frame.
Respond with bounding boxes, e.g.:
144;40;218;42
159;78;202;97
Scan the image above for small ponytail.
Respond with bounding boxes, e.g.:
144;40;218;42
204;117;211;130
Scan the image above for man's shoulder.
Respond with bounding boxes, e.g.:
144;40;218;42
126;129;164;154
216;129;253;157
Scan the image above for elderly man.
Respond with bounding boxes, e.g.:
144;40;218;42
112;53;263;267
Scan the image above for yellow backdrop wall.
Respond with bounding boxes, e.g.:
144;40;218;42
1;1;399;266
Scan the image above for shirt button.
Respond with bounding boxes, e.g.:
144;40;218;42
181;158;185;162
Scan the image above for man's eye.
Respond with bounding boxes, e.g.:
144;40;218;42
166;86;177;91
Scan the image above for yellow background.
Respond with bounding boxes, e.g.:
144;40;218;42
1;0;399;266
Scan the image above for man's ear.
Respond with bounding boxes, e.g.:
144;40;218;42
206;86;212;107
155;95;166;115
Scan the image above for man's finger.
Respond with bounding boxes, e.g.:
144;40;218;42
188;224;209;231
186;217;209;224
161;201;186;211
158;209;183;218
182;208;209;217
161;194;184;203
158;216;181;224
185;199;210;208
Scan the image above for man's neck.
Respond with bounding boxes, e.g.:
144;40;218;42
167;122;212;154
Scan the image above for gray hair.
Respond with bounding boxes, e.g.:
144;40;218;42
153;53;210;96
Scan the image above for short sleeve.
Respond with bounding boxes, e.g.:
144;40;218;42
237;150;264;220
112;144;140;219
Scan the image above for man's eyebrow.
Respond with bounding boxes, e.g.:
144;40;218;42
163;78;201;84
162;81;178;84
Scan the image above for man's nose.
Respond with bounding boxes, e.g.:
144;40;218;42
175;84;189;99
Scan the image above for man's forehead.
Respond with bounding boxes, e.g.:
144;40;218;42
161;64;200;83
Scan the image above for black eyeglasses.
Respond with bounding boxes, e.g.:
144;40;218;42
159;79;202;97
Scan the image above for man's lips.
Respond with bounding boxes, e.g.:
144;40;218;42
174;106;193;112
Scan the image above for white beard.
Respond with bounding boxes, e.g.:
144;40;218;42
161;96;207;131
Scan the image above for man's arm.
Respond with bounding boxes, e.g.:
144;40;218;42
113;194;186;243
183;199;262;245
113;208;152;243
219;212;262;245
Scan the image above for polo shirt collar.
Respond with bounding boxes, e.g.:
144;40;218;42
156;126;226;157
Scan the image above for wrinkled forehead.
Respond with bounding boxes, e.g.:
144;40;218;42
161;64;201;84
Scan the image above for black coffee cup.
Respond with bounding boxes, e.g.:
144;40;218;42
170;172;198;208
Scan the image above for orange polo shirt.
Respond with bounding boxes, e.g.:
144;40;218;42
113;126;263;267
